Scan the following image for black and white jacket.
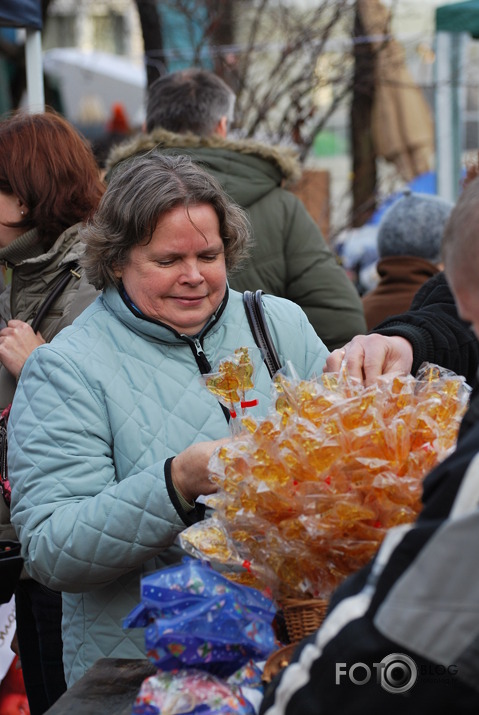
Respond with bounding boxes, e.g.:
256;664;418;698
260;392;479;715
375;271;479;391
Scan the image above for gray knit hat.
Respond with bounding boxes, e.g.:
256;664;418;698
377;190;454;263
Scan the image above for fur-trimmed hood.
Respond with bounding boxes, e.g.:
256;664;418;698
105;127;302;185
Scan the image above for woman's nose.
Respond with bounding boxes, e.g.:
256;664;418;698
180;261;203;283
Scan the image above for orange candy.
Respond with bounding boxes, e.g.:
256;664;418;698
184;362;471;602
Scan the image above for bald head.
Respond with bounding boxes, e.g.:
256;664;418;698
442;176;479;336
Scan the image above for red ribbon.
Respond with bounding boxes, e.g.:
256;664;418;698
240;399;258;408
230;399;258;419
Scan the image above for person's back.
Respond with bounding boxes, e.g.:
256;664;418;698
362;191;453;330
106;68;366;351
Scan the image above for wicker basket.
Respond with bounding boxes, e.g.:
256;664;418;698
280;597;329;643
262;644;297;683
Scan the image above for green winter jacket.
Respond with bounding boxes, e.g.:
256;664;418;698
0;224;99;542
9;286;329;685
106;129;366;350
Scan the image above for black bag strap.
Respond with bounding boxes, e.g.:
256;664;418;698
31;262;81;333
243;290;282;378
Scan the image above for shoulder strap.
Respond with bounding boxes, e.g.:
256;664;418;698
243;290;282;378
31;263;81;333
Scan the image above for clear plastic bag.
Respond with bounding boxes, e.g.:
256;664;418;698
184;363;471;601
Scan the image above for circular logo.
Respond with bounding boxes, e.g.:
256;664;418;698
379;653;417;694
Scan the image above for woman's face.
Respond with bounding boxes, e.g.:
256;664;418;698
0;191;25;248
117;203;227;335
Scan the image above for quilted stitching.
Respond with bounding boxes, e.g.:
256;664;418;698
8;287;329;684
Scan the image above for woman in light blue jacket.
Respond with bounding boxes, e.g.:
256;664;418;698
8;154;329;686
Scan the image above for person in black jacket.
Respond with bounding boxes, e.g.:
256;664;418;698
260;178;479;714
325;270;479;391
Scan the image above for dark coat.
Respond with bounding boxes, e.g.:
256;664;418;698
373;271;479;390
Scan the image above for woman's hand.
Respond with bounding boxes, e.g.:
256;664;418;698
171;438;231;503
324;334;414;386
0;320;45;378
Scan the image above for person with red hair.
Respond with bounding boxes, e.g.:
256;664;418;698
0;109;104;715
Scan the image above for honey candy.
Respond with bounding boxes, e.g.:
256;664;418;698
185;362;471;602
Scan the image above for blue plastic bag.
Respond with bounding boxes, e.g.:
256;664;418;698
124;558;277;678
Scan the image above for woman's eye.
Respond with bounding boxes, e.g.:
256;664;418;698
156;259;175;267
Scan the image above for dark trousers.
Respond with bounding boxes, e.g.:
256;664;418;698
15;579;67;715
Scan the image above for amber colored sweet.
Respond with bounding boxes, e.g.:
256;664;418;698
206;370;242;405
205;347;256;419
181;362;470;602
180;519;239;563
223;570;266;589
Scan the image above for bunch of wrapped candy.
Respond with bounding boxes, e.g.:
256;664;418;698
201;347;259;435
131;665;264;715
124;559;277;714
181;359;470;601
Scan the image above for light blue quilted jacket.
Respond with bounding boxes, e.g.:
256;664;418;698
8;286;329;685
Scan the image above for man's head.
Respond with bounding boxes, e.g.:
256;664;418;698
145;68;236;137
377;190;453;264
442;176;479;337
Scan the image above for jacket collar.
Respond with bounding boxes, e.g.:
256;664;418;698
105;127;302;184
0;228;43;267
0;223;85;271
103;284;230;343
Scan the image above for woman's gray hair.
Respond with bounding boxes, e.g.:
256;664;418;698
80;152;252;290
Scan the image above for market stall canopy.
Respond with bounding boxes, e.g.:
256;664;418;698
436;0;479;37
0;0;44;111
434;0;479;201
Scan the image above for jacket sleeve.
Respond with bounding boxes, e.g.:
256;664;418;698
229;188;366;352
373;272;479;388
8;345;201;593
282;193;367;351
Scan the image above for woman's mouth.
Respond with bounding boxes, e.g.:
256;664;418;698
173;295;205;305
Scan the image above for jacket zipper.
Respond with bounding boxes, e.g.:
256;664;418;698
190;337;212;374
183;334;230;423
